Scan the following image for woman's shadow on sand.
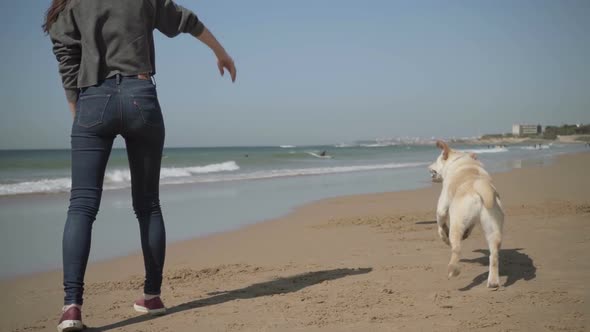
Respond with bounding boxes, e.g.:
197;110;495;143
459;248;536;291
86;267;372;331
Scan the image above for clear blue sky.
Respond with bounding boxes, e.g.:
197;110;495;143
0;0;589;149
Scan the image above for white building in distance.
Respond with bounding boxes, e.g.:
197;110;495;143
512;124;542;136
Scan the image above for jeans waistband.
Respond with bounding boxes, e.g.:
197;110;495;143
112;73;154;85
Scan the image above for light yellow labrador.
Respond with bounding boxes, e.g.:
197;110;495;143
429;140;504;288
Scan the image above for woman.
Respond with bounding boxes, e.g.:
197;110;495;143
44;1;236;331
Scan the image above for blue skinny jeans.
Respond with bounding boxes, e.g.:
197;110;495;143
63;76;166;305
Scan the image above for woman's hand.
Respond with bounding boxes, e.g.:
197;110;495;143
68;101;76;118
217;53;236;82
197;27;237;83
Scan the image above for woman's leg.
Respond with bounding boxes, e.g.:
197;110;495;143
125;128;166;296
63;127;114;305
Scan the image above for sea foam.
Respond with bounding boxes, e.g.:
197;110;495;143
0;161;428;196
0;161;240;196
458;147;509;154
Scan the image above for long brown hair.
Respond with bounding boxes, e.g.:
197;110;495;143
42;0;70;33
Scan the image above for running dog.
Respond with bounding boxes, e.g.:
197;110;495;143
428;140;504;288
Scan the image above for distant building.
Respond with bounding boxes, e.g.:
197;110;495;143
512;124;542;136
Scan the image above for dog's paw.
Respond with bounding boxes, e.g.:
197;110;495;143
487;280;500;289
447;264;461;278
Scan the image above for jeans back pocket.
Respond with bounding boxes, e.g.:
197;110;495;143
132;95;163;127
77;94;111;128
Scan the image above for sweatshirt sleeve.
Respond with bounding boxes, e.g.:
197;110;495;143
49;6;81;103
154;0;205;38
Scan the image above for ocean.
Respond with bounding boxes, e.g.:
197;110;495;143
0;142;586;278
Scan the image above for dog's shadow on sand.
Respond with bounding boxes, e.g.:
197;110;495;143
415;220;437;225
459;248;536;291
86;267;372;331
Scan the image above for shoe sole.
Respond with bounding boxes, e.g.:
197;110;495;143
57;320;83;332
133;303;167;316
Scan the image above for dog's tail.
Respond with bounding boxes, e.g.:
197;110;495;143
474;179;498;209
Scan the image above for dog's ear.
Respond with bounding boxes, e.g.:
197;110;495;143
436;140;450;160
469;152;477;160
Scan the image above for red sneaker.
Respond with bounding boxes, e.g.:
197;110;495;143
133;296;167;315
57;305;83;332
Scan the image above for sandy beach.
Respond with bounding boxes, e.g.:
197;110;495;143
2;152;589;332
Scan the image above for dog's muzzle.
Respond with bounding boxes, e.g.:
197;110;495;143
429;170;442;182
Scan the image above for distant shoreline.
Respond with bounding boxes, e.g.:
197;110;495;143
1;135;588;151
454;134;590;146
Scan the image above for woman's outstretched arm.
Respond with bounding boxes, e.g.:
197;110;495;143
197;27;237;82
154;0;236;82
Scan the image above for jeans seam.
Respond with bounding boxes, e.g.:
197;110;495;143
119;94;124;134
